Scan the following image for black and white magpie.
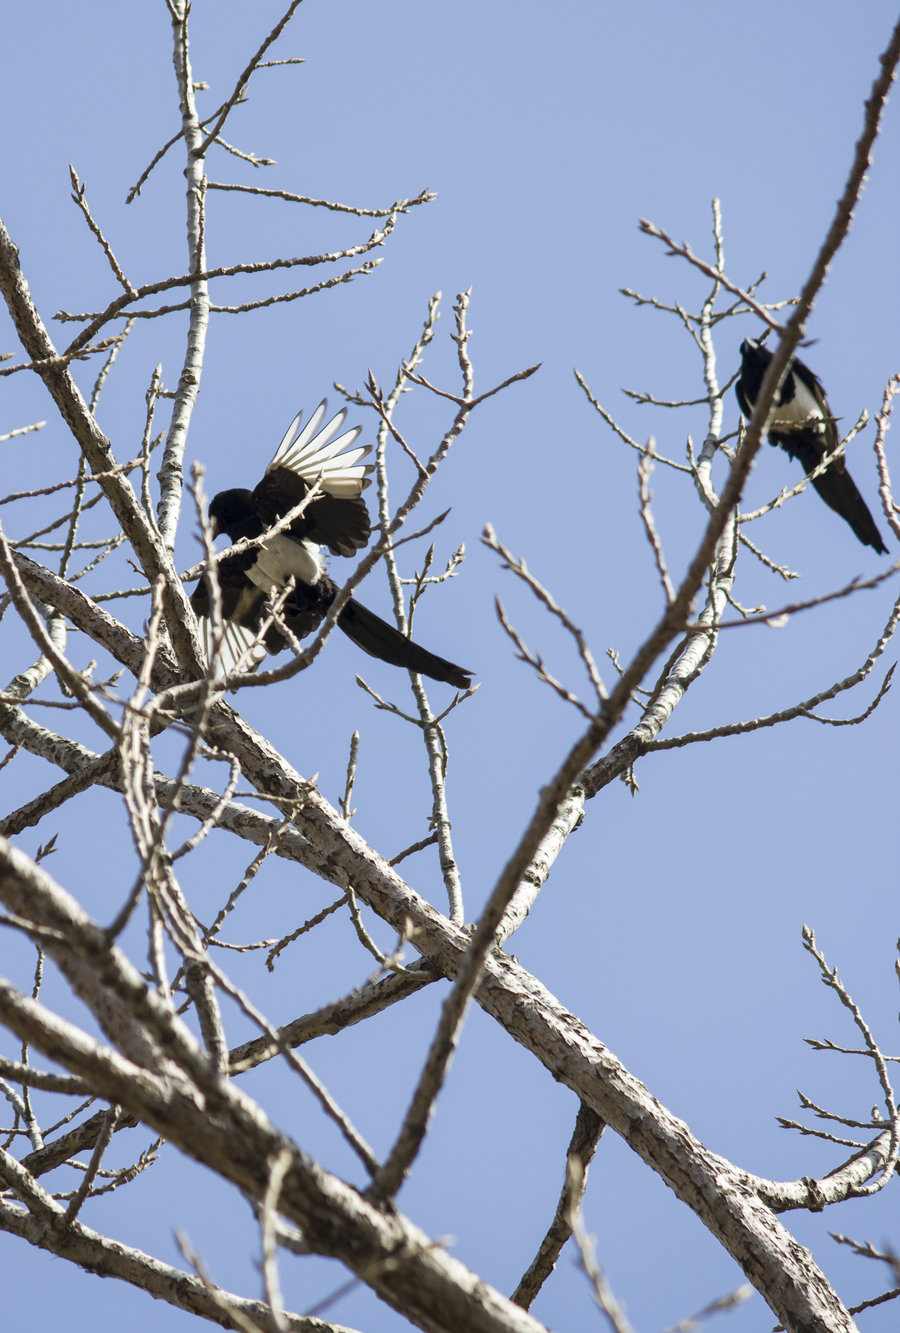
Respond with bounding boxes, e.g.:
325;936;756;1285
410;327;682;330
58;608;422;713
190;401;473;688
736;338;887;554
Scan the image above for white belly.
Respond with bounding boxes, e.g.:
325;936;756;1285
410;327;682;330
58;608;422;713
248;535;322;591
775;377;823;431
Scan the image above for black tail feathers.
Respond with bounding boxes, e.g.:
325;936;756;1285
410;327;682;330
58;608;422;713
788;435;888;555
337;598;472;689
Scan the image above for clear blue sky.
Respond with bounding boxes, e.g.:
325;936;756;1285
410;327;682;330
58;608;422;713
2;2;899;1330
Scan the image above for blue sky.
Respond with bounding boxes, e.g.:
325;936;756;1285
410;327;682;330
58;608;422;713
2;2;899;1330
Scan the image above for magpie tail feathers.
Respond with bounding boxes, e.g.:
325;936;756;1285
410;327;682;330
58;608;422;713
782;433;888;555
268;400;372;498
335;598;473;689
808;466;889;554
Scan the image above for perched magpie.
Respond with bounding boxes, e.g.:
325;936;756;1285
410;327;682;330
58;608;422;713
190;401;472;688
736;338;887;554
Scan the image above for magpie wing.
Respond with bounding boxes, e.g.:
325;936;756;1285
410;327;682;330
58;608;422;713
267;400;372;498
252;466;371;556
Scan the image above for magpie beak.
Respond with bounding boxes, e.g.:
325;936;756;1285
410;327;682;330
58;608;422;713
190;401;473;688
736;339;887;554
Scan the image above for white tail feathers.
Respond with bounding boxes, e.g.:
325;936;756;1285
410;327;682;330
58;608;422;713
267;400;372;499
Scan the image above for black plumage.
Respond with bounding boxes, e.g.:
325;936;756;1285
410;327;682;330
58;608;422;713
736;338;887;555
190;401;472;689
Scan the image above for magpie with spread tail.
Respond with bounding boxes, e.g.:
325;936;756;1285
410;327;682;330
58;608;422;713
736;338;887;554
190;401;472;688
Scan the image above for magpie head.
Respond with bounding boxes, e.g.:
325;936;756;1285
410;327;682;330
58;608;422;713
736;337;780;416
208;489;258;541
740;338;770;372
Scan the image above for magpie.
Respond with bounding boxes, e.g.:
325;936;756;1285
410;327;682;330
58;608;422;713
736;338;887;554
190;401;472;688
